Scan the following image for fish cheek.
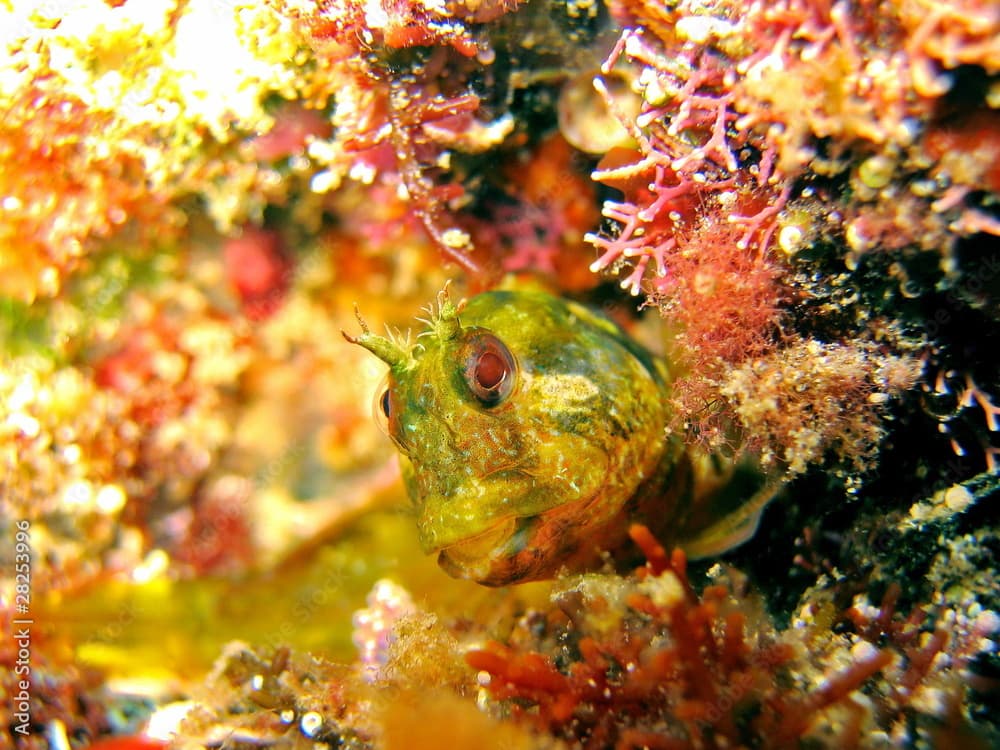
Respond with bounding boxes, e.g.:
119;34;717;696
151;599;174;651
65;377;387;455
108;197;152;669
526;436;610;511
413;416;530;547
399;454;420;503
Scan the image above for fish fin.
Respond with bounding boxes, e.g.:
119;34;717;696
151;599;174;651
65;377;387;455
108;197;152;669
680;480;781;560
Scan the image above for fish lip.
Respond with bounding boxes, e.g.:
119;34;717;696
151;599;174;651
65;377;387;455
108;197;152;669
433;489;617;584
420;480;604;555
435;516;525;584
434;516;519;561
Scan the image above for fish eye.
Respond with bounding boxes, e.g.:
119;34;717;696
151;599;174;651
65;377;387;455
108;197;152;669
372;374;406;450
462;333;517;407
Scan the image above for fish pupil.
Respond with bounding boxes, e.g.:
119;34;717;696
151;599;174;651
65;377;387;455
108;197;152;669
462;332;516;406
475;351;507;390
380;389;391;417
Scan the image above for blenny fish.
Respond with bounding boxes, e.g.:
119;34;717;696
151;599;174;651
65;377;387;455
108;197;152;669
344;287;777;586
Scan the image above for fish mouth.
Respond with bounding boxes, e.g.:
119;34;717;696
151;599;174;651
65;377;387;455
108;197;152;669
436;517;523;582
433;486;631;585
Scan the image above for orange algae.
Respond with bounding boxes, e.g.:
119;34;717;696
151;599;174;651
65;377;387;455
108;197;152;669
0;83;171;302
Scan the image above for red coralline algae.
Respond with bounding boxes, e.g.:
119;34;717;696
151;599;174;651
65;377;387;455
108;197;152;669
300;0;514;58
250;103;334;163
465;525;997;748
466;529;904;749
474;135;601;289
584;0;999;303
576;15;797;454
172;478;257;575
222;226;293;321
574;0;1000;473
277;0;527;278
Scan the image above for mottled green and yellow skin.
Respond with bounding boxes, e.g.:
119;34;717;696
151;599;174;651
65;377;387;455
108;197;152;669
345;288;774;586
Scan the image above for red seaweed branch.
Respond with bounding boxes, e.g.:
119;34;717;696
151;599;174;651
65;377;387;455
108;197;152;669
465;527;917;749
281;0;529;279
468;525;997;747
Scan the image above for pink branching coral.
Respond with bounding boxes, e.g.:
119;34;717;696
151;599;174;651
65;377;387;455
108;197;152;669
586;0;999;303
583;22;792;299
